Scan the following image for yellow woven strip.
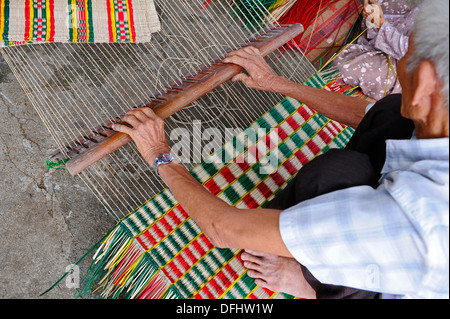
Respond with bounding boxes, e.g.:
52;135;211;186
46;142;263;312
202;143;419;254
71;0;78;43
268;0;289;11
28;0;34;42
45;0;51;42
245;285;259;299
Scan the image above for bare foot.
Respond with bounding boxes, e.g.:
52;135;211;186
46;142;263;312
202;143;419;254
241;250;317;299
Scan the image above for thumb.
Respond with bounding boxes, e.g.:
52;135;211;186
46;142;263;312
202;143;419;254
232;73;252;86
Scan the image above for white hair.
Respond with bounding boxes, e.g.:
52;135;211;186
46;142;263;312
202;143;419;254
407;0;449;108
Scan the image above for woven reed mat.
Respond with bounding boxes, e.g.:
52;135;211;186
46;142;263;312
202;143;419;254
0;0;160;47
71;71;367;299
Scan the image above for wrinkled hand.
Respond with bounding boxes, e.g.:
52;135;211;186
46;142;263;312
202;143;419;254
223;47;282;92
363;0;386;29
112;107;171;165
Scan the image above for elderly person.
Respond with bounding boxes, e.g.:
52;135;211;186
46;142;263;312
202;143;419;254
112;0;449;299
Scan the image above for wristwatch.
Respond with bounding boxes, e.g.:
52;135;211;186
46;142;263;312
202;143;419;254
153;153;175;176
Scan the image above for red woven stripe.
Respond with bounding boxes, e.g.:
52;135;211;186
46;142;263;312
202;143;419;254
282;159;298;175
286;116;300;131
236;159;251;171
298;106;313;121
318;129;333;144
242;194;259;209
205;179;221;195
127;0;136;42
306;139;321;155
257;182;273;199
220;167;236;183
48;0;55;41
295;149;310;165
270;171;286;187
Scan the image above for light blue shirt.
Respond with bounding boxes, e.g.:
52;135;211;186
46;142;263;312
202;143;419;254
280;135;449;299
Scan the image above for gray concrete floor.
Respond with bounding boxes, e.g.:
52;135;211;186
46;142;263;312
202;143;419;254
0;57;115;299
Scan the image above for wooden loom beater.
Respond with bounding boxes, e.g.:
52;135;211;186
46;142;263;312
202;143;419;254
49;24;305;176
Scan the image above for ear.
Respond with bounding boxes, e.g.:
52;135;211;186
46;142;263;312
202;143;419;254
411;60;438;114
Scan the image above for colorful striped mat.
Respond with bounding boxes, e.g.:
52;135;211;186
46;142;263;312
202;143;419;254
74;71;364;299
0;0;160;47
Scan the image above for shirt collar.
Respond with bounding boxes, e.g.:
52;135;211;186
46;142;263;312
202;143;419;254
381;134;449;174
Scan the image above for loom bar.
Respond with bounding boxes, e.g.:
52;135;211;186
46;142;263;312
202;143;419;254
55;24;304;176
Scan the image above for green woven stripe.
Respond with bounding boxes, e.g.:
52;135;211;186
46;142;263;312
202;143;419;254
123;189;176;236
224;273;256;299
1;0;10;43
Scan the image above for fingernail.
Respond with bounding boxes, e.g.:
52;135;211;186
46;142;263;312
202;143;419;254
111;124;116;131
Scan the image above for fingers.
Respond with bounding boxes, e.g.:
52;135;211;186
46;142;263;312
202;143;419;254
122;110;145;127
112;107;162;134
112;122;132;135
226;46;261;59
223;46;262;67
139;106;159;120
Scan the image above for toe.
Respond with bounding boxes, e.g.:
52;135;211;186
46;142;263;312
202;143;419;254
247;269;263;279
244;249;267;257
254;279;270;289
243;260;261;273
241;251;262;264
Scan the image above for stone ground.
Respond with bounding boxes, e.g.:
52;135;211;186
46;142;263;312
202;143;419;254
0;0;424;299
0;56;116;299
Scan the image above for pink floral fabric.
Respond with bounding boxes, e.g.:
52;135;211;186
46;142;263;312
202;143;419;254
335;0;421;100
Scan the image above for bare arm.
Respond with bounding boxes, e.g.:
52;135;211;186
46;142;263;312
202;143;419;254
112;108;293;258
223;47;371;129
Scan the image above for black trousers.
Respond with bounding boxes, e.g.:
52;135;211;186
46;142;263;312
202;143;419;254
266;94;415;299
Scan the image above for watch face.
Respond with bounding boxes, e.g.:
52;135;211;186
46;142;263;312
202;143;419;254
160;153;172;163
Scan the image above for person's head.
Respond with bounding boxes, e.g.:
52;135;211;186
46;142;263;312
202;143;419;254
398;0;449;138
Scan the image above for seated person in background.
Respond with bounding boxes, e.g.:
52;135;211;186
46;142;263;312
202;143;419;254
335;0;421;100
113;0;449;299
